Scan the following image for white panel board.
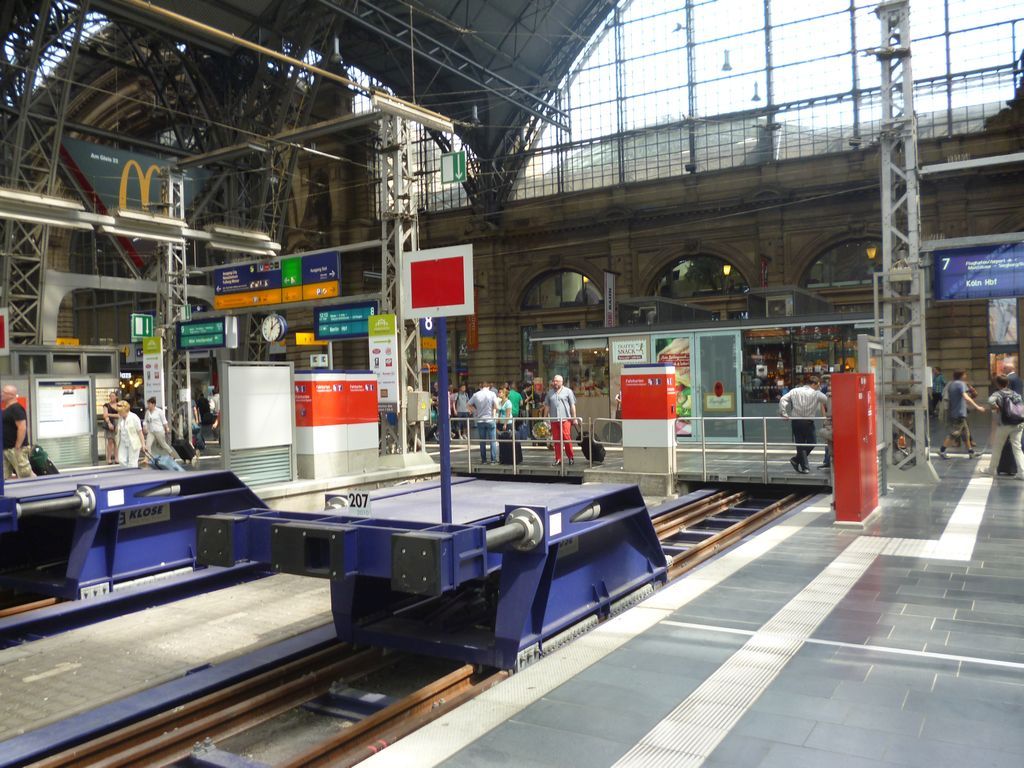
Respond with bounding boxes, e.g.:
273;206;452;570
227;364;294;451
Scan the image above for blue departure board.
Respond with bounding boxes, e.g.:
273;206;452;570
933;242;1024;300
314;301;378;340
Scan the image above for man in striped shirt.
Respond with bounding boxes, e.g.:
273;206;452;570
779;376;828;474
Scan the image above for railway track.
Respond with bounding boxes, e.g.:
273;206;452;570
27;487;812;768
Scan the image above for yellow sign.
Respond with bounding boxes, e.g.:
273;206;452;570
119;159;161;209
142;337;163;355
55;337;80;346
421;337;437;350
295;332;328;347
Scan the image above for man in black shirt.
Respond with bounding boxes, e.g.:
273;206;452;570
2;385;33;479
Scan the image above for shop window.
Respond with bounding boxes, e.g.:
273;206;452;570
654;256;747;298
803;240;882;288
521;271;601;310
539;338;609;397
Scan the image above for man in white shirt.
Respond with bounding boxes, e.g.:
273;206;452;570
543;375;578;466
143;397;175;459
779;376;828;474
468;383;500;464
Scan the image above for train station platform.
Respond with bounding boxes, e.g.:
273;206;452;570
361;456;1024;768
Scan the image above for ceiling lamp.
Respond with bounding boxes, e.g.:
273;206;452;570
0;186;113;230
722;50;732;72
866;245;878;260
203;223;281;256
751;82;762;102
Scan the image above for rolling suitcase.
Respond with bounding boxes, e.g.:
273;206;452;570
580;433;606;463
498;429;524;465
151;453;187;472
172;438;196;462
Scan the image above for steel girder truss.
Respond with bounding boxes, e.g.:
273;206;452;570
874;0;937;484
1;0;91;344
158;173;192;440
378;113;424;454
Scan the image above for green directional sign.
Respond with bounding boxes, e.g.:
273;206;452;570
130;313;153;341
440;151;467;184
281;256;302;288
177;319;226;350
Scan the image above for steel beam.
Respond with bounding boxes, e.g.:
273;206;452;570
873;0;937;485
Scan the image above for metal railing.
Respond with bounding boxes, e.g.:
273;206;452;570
441;414;831;483
680;416;830;484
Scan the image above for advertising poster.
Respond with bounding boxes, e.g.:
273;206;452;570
368;314;399;408
654;335;693;436
36;380;91;439
142;336;165;409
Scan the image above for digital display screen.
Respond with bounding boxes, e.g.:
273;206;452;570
314;301;378;340
933;243;1024;300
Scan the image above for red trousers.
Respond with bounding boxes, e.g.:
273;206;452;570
551;419;575;461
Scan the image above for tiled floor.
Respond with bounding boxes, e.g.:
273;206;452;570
362;454;1024;768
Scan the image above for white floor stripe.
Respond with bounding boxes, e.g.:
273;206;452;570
357;497;830;768
612;538;885;768
660;620;1024;671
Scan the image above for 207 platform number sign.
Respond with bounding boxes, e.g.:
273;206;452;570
340;491;372;517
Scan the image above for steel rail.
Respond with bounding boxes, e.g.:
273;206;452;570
283;667;509;768
666;493;806;580
29;645;387;768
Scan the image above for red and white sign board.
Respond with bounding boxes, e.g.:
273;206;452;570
620;363;677;449
295;371;379;456
0;307;9;357
401;245;474;319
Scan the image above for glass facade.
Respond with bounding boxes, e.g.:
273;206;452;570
803;240;883;288
419;1;1022;211
654;256;749;298
521;271;603;310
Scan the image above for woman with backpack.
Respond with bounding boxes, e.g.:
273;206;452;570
987;373;1024;480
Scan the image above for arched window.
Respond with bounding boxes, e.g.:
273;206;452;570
802;240;882;288
654;256;747;298
521;270;601;310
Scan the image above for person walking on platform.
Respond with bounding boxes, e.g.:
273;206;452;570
543;375;578;466
468;381;500;464
508;382;523;421
939;370;986;459
779;375;827;474
115;400;144;468
102;390;120;465
1;385;33;479
930;367;946;417
1005;363;1024;396
143;397;175;459
987;373;1024;479
455;384;470;439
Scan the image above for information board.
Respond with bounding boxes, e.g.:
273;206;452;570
933;242;1024;300
214;250;340;310
178;318;226;350
35;379;92;439
314;301;378;340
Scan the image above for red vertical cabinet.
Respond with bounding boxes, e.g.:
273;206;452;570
831;373;879;524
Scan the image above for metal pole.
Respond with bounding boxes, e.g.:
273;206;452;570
700;418;707;481
436;317;452;525
762;417;769;484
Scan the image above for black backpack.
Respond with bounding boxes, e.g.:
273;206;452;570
1000;391;1024;425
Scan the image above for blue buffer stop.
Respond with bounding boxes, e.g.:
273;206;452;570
197;479;667;669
